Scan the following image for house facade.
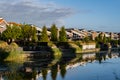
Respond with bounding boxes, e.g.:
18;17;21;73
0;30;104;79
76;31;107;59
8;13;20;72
80;42;96;50
0;18;8;33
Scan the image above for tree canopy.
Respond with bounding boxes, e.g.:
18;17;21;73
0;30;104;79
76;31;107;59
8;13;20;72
59;26;67;42
40;26;49;42
50;24;58;42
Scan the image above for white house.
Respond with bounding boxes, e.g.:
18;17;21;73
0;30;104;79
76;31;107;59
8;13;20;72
0;18;8;33
80;42;96;50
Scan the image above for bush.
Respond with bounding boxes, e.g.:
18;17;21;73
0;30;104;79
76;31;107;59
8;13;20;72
0;48;9;61
0;41;25;61
96;43;100;48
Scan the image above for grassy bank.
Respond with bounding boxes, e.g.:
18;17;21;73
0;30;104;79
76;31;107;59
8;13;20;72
0;41;26;62
48;41;100;56
48;42;62;57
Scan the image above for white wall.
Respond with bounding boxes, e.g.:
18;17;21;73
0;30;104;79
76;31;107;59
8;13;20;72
82;44;96;50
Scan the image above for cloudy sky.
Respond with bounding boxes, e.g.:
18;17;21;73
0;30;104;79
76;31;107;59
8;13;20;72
0;0;120;32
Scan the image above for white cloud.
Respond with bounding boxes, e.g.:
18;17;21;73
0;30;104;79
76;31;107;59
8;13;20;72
0;0;74;27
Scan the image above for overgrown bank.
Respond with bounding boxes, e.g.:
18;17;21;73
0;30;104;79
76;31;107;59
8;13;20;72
0;41;26;62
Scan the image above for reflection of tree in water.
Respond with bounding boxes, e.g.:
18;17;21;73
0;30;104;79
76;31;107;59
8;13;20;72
4;72;23;80
2;62;24;80
42;69;48;80
103;54;106;61
51;64;58;80
108;52;112;58
60;64;67;79
32;69;37;80
96;52;106;64
113;71;120;80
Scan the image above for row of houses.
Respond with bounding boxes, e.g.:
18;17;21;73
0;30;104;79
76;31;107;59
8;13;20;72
0;18;120;41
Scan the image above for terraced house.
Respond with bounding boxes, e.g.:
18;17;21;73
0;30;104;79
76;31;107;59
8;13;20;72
0;18;8;33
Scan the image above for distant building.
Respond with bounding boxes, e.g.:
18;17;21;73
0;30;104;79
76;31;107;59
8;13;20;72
0;18;8;33
80;42;96;50
88;30;97;40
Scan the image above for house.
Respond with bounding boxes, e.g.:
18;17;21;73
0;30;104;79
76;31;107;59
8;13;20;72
66;31;73;40
0;18;8;33
80;42;96;50
88;30;97;40
8;22;21;27
71;29;87;40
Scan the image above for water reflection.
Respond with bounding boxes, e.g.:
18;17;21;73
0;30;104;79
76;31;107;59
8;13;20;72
0;49;120;80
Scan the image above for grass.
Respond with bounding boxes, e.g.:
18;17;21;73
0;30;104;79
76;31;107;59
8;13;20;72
0;41;26;62
48;42;62;57
68;42;82;53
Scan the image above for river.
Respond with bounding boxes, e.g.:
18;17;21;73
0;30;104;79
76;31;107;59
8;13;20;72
0;49;120;80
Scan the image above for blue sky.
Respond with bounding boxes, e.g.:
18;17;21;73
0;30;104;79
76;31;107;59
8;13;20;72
0;0;120;32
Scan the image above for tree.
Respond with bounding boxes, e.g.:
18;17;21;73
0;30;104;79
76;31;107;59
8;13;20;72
31;26;37;42
51;65;58;80
59;26;67;42
40;26;49;42
2;25;21;42
42;69;47;80
60;64;67;79
20;24;37;41
50;24;58;42
103;34;107;43
97;33;102;42
83;36;90;42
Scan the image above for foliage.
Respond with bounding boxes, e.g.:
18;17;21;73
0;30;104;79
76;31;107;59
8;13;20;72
40;26;49;42
20;24;37;42
48;42;62;57
83;36;90;42
110;40;118;47
0;42;25;61
118;40;120;45
98;33;103;42
42;69;48;80
51;65;58;80
60;64;67;78
50;24;58;41
68;42;82;53
59;26;67;42
0;48;9;61
103;34;107;43
2;25;21;42
96;42;100;48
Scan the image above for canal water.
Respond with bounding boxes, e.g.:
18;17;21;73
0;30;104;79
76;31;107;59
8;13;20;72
0;49;120;80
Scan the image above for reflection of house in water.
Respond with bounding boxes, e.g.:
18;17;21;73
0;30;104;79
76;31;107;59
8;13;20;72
1;51;119;80
82;53;96;59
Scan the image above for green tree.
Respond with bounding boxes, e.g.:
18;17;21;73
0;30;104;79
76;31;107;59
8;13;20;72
20;24;37;41
40;26;49;42
83;36;90;42
51;65;58;80
103;34;107;43
42;69;48;80
2;25;21;42
60;64;67;79
50;24;58;42
97;33;102;42
31;26;37;42
59;26;67;42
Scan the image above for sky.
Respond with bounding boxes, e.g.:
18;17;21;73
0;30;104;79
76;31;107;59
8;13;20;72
0;0;120;32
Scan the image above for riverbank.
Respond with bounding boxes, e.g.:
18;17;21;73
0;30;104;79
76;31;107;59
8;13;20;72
0;41;26;62
23;41;100;59
0;41;100;62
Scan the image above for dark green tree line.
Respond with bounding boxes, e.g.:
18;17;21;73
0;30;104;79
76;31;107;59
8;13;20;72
40;26;49;42
59;26;67;42
50;24;58;42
